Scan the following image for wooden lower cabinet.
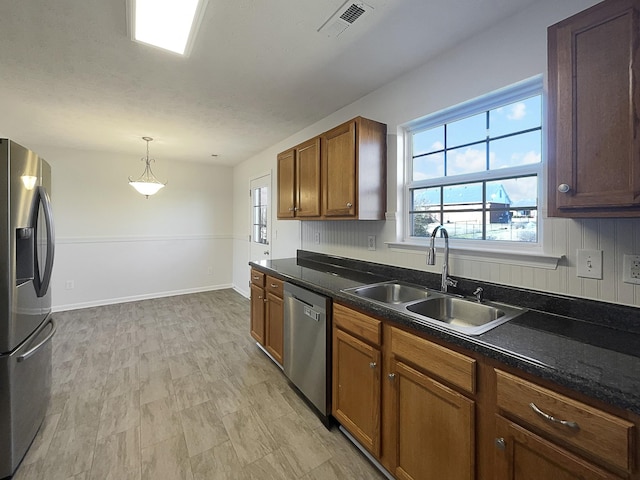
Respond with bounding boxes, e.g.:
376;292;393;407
332;326;381;456
249;269;284;367
265;291;283;364
249;282;265;344
494;415;622;480
390;358;475;480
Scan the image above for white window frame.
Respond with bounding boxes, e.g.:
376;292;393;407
402;76;545;255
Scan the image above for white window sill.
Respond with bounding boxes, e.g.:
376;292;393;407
385;241;564;270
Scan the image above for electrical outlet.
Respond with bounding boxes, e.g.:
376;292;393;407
576;249;603;279
314;232;320;244
207;267;213;275
65;280;74;290
623;254;640;284
367;235;376;251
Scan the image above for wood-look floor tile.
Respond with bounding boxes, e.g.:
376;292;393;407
167;352;200;380
140;395;182;448
12;458;46;480
173;372;211;411
247;381;294;422
109;346;140;373
57;388;104;430
21;413;60;466
43;422;98;480
141;434;193;480
139;350;168;380
189;440;243;479
195;354;232;383
222;406;278;466
90;426;141;480
103;364;139;398
180;400;228;457
243;448;299;480
208;376;252;417
139;368;174;405
97;390;140;439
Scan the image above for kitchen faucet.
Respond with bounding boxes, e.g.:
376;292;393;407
427;225;458;293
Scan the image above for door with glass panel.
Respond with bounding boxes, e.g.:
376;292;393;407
249;174;271;263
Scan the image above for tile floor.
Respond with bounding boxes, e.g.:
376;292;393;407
13;289;385;480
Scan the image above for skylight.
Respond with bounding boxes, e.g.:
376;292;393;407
128;0;208;56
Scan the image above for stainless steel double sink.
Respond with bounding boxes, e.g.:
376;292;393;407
341;281;526;335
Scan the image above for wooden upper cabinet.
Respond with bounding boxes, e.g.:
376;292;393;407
322;117;386;219
296;137;321;218
277;139;321;219
548;0;640;217
277;148;296;218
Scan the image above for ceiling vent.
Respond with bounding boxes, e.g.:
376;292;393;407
318;1;374;38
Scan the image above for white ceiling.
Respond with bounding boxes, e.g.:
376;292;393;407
0;0;541;166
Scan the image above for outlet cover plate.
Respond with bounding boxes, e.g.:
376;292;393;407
367;235;376;251
623;254;640;284
576;249;603;279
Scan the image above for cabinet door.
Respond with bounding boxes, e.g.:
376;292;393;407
296;137;321;217
250;283;265;344
322;120;356;217
332;327;381;456
265;292;283;365
494;416;621;480
548;0;640;214
391;359;475;480
277;148;296;218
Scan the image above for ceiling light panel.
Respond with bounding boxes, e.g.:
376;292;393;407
129;0;208;56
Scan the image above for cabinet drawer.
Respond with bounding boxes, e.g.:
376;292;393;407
390;327;475;394
250;269;265;287
266;276;284;297
334;303;381;347
495;369;634;472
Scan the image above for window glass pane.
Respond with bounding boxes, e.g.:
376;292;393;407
447;112;486;148
485;211;537;242
489;130;541;170
440;211;483;239
410;213;440;237
486;176;537;208
413;152;444;180
489;95;542;138
412;187;441;211
443;183;483;208
446;145;487;176
413;126;444;156
259;186;268;205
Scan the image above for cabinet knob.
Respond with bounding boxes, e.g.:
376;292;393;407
346;202;353;208
495;438;506;450
369;362;377;369
263;298;268;303
388;373;396;381
557;183;571;193
288;207;294;211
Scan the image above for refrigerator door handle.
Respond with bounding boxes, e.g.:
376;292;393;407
17;318;56;363
34;186;55;298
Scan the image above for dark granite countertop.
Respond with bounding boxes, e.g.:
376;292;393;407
250;251;640;416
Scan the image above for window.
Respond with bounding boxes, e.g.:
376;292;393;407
406;78;542;245
252;185;269;245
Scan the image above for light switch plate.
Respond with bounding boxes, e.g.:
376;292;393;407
623;254;640;284
576;249;603;279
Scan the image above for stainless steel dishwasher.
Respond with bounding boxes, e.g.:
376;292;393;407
283;282;331;426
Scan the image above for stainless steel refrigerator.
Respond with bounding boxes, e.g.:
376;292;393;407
0;139;55;478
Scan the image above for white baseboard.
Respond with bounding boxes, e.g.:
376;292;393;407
52;284;234;312
233;285;250;299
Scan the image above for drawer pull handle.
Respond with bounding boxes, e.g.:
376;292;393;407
270;283;278;288
529;402;580;430
253;276;260;280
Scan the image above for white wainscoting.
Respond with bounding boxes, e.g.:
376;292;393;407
52;234;234;311
301;217;640;308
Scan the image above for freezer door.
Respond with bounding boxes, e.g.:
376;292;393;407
0;141;51;353
0;316;55;478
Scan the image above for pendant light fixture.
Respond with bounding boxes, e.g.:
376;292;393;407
128;136;167;198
